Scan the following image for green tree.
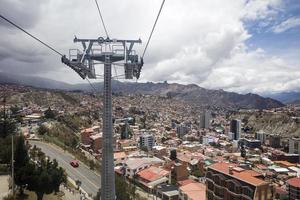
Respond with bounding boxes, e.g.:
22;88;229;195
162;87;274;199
192;169;204;177
14;140;66;200
115;175;132;200
0;118;17;138
25;159;66;200
170;149;177;161
37;125;49;135
14;136;30;194
44;107;56;119
89;160;95;170
0;136;12;164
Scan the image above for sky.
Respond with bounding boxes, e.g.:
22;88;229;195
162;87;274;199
0;0;300;95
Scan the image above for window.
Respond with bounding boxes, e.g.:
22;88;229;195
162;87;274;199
207;181;214;190
295;142;299;153
243;187;253;197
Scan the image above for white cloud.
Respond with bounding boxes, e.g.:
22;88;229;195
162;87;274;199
1;0;299;93
272;17;300;33
201;48;300;94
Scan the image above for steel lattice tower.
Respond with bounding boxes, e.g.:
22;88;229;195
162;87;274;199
62;37;143;199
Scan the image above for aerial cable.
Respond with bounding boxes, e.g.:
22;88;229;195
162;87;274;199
94;0;110;38
86;78;98;94
0;14;63;56
142;0;166;58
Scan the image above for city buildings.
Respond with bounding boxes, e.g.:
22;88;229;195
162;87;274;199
122;157;164;178
230;119;241;140
199;110;211;129
179;180;206;200
269;134;281;148
139;133;155;150
137;166;171;191
156;184;179;200
287;177;300;200
176;124;189;139
206;162;272;200
256;130;267;144
289;137;300;154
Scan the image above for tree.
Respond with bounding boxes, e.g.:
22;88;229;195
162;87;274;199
170;149;177;161
14;136;30;194
192;169;204;178
44;107;56;119
89;160;95;170
14;142;66;200
25;159;66;200
0;117;17;138
115;175;132;200
37;125;49;135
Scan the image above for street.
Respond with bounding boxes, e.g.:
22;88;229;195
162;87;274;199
29;141;100;197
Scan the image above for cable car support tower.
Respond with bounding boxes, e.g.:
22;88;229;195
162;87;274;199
62;36;143;200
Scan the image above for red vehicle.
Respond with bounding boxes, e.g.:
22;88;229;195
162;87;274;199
70;160;79;168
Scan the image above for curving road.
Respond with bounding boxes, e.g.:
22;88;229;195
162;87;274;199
29;141;101;197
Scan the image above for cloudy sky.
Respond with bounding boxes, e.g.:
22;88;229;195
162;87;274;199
0;0;300;94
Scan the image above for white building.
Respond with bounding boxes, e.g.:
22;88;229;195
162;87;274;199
256;130;267;144
228;132;235;141
122;157;164;178
139;134;155;150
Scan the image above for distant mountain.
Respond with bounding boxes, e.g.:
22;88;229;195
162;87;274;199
0;72;74;90
101;81;284;109
0;72;284;109
264;92;300;104
289;99;300;105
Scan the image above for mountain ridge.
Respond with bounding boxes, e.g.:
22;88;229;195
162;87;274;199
0;72;284;109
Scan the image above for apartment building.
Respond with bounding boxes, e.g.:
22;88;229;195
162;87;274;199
206;162;272;200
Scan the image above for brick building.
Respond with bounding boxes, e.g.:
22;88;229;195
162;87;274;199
287;177;300;200
206;162;272;200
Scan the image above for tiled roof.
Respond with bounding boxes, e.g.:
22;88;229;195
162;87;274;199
178;179;196;186
208;162;267;186
137;166;170;182
287;177;300;188
179;182;206;200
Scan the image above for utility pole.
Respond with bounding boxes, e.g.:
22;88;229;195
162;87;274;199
12;130;14;197
62;36;143;200
3;96;6;138
3;96;14;196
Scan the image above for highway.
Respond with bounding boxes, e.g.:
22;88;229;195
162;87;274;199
29;141;101;197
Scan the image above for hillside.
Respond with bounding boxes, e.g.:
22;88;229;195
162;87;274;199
0;72;284;110
233;111;300;136
265;92;300;104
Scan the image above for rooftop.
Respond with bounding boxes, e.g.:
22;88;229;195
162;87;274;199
125;157;163;170
114;151;127;160
137;166;170;182
90;133;102;140
287;177;300;188
179;182;206;200
208;162;267;186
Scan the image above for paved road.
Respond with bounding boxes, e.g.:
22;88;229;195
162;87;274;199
29;141;101;197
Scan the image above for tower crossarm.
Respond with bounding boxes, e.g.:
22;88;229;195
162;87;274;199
62;36;144;80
